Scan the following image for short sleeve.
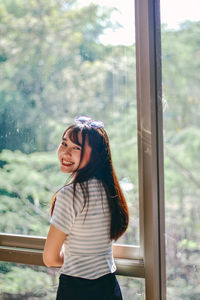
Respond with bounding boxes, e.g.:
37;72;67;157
50;186;75;235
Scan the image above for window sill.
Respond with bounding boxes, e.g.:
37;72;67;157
0;233;144;278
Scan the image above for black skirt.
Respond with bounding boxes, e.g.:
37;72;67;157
56;272;123;300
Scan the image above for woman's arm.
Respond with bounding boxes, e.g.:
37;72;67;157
43;224;66;267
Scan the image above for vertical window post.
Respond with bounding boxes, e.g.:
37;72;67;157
135;0;166;299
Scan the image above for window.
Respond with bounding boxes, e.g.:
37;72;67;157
160;0;200;298
0;0;139;240
0;0;166;299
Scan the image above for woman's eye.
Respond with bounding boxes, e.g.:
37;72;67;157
74;146;81;150
62;142;67;147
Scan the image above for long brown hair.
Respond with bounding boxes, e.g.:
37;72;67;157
51;121;129;241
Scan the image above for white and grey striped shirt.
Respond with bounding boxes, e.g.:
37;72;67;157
50;178;116;279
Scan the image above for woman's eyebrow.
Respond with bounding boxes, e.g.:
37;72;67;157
62;137;81;147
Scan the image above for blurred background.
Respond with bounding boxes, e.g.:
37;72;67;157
0;0;199;299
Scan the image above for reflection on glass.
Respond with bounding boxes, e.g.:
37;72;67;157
0;0;138;245
161;0;200;299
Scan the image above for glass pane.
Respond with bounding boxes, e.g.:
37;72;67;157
0;263;57;300
0;263;145;299
117;276;145;300
0;1;138;245
161;1;200;299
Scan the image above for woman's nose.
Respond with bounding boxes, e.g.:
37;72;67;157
65;147;72;156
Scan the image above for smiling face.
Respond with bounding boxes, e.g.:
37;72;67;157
57;130;92;174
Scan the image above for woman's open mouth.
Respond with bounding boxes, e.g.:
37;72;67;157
62;159;74;166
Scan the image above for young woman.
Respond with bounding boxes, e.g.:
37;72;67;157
43;116;129;300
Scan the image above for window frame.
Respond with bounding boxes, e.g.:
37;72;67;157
0;0;166;298
0;233;144;278
135;0;166;298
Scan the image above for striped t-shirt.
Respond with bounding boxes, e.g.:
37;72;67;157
50;178;116;279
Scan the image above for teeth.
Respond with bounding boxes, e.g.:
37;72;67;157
63;160;73;165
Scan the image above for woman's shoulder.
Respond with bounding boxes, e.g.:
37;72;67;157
55;183;84;210
88;177;102;184
58;178;103;196
74;177;103;187
83;177;104;189
59;183;74;194
55;183;75;202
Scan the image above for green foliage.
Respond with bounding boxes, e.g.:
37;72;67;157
0;264;58;300
0;0;114;152
162;21;200;130
162;21;200;299
0;1;139;297
0;0;200;298
0;149;67;235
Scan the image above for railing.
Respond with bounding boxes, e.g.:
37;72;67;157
0;233;144;278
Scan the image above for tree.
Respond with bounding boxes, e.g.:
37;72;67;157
162;21;200;299
0;1;140;298
0;0;114;152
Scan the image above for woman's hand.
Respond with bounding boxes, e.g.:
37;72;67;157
43;224;66;267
